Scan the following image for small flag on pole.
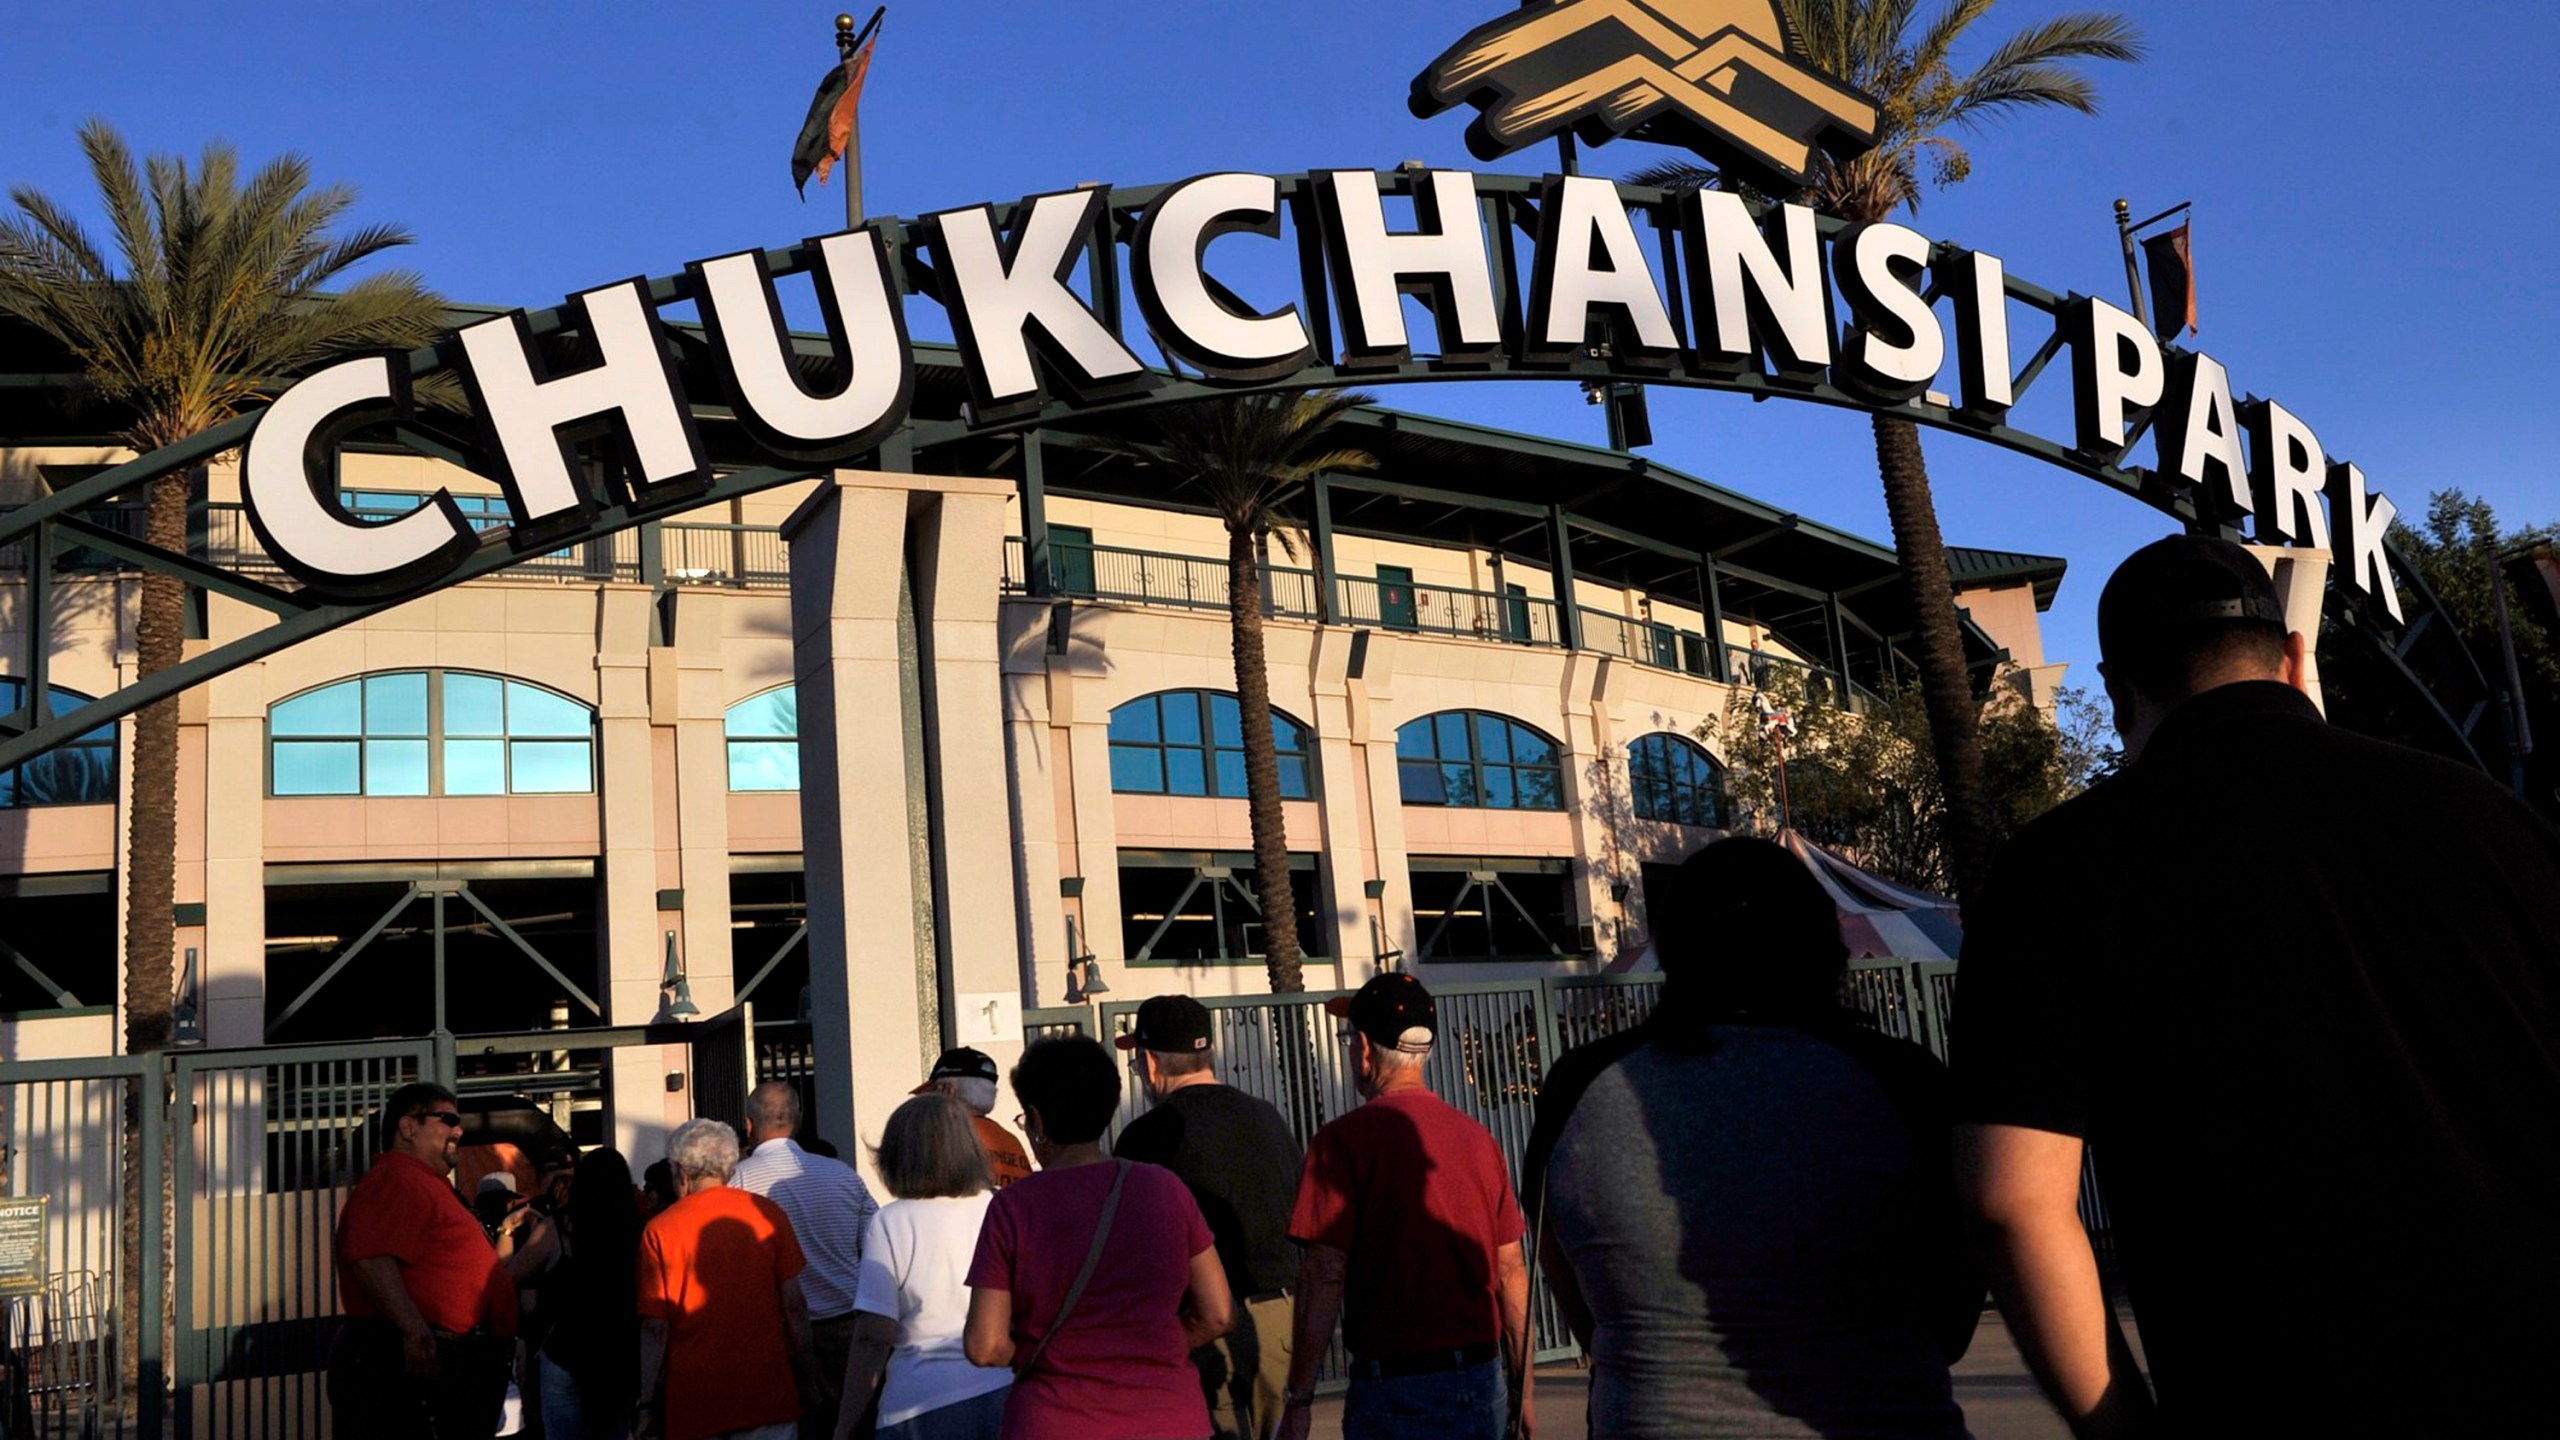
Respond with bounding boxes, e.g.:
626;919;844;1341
2142;220;2197;340
792;8;884;197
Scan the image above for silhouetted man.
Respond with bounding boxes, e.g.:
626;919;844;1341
1113;995;1304;1440
1955;534;2560;1437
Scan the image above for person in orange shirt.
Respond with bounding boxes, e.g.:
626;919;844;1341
913;1047;1033;1190
636;1118;817;1440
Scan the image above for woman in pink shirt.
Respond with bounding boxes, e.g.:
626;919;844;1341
963;1036;1232;1440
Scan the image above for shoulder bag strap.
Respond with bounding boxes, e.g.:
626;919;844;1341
1015;1159;1131;1379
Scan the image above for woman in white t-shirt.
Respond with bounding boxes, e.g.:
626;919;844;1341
837;1092;1014;1440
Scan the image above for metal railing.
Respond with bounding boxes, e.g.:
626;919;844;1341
1726;643;1885;714
1333;574;1561;646
1003;538;1323;619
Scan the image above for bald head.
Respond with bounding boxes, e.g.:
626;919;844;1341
745;1081;802;1143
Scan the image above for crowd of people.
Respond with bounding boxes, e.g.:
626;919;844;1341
329;536;2560;1440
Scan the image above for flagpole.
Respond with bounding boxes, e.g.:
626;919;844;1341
2112;199;2152;333
836;12;866;227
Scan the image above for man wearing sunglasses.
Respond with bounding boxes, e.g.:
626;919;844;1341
328;1081;520;1439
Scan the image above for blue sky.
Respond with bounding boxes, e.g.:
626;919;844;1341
7;1;2557;677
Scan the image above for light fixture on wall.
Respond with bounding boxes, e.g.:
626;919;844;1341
174;947;204;1047
1609;880;1631;905
1062;914;1106;1002
658;930;699;1020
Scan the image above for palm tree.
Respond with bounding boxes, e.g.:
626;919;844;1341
2;122;450;1407
1632;1;2141;901
1143;392;1375;993
0;120;452;1056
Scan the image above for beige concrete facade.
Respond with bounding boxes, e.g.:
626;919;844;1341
0;444;2055;1163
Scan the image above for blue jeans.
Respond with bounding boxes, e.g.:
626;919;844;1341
1341;1359;1506;1440
876;1385;1009;1440
538;1353;632;1440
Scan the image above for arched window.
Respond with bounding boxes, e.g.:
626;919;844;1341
1628;732;1728;828
270;671;594;796
727;686;801;792
1108;691;1313;800
1396;711;1564;810
0;678;116;808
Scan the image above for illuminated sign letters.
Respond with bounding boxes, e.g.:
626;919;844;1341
239;167;2407;627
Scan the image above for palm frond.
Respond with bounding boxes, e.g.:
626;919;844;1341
1909;0;1997;76
1944;65;2105;125
1969;14;2145;77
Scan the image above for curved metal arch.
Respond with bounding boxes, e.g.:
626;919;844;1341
0;170;2491;774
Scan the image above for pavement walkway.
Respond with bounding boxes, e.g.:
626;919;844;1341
1304;1307;2143;1439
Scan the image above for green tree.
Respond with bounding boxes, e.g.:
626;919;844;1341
2;122;451;1402
0;119;452;1057
1703;666;2114;892
1142;392;1375;993
1633;0;2142;899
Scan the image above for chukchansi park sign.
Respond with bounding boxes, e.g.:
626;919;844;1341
238;167;2404;625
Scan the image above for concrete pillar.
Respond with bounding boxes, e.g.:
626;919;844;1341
1554;654;1611;959
198;596;267;1046
1307;627;1368;979
670;594;736;1012
1348;637;1417;969
906;476;1026;1060
1001;605;1069;1003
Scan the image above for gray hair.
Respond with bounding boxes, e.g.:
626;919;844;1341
874;1092;993;1200
934;1076;999;1117
666;1118;741;1183
746;1080;802;1136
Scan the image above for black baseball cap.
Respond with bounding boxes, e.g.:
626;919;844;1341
1114;994;1214;1053
2098;533;2288;668
925;1047;999;1084
1326;973;1437;1054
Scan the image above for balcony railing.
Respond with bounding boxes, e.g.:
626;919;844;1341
1001;537;1322;620
1335;573;1561;646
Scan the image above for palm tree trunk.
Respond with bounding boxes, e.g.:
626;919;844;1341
1226;522;1305;993
1868;415;1991;902
119;462;190;1412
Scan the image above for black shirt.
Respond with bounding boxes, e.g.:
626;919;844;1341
1956;681;2560;1433
1114;1081;1304;1298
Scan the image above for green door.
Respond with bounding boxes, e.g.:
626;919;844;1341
1051;524;1096;596
1378;564;1418;631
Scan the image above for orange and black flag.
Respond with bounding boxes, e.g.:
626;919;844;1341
2143;220;2197;340
792;8;884;197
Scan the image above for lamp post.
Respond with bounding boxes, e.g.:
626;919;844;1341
659;929;699;1020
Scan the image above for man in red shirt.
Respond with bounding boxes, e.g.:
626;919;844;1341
328;1081;520;1440
1279;974;1533;1440
636;1117;816;1440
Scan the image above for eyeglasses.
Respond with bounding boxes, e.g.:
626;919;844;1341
413;1110;464;1129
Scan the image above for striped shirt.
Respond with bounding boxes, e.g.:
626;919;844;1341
731;1138;879;1320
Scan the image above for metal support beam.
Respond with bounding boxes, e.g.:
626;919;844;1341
1548;506;1582;651
454;882;603;1015
1311;475;1340;623
271;885;423;1037
1826;591;1854;700
1699;554;1730;683
1021;429;1053;597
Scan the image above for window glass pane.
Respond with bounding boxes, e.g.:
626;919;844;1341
1516;765;1563;811
1166;748;1209;796
274;740;361;795
1109;698;1161;743
1162;694;1203;746
1481;765;1516;810
727;688;797;738
1277;756;1311;800
1632;775;1666;822
510;740;594;793
1209;695;1243;748
366;739;430;796
272;682;361;737
1628;737;1663;783
1511;726;1556;767
729;740;801;792
1109;746;1165;793
1473;713;1512;763
1396;722;1435;760
1212;749;1247;798
507;683;592;738
444;739;505;794
0;768;15;808
364;673;429;737
1441;761;1476;807
1272;715;1305;754
1435;713;1471;760
445;675;505;737
1398;759;1445;805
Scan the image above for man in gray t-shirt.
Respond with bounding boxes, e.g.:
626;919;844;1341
1523;838;1978;1438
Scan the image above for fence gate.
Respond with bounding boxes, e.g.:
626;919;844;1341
0;1054;162;1440
171;1040;430;1440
